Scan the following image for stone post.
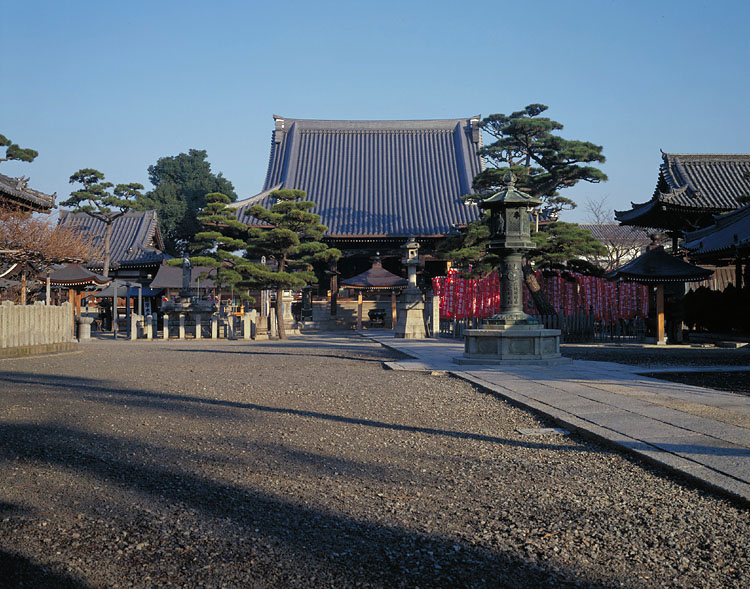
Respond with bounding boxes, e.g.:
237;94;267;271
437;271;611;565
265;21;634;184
129;314;138;341
211;314;218;339
432;294;441;338
163;315;170;340
269;308;278;338
282;291;296;332
145;314;153;340
242;312;251;340
178;314;185;339
195;313;202;340
248;309;257;339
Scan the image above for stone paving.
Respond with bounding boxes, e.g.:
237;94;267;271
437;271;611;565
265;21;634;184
364;332;750;505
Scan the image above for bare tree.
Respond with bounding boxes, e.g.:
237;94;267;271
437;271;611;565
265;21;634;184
582;197;650;271
0;206;94;302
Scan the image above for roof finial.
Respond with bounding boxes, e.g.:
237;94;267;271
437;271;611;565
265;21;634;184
504;170;516;187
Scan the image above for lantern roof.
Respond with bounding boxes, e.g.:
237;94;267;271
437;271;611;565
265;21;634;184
341;258;408;291
479;172;543;209
606;246;713;283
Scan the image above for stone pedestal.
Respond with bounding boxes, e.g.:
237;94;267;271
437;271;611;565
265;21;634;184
456;323;570;365
395;288;426;339
77;316;94;341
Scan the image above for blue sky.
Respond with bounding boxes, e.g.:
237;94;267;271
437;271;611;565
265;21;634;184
2;0;749;222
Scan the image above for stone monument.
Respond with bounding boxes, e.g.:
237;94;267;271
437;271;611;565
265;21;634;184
456;172;568;365
160;257;214;338
395;237;426;339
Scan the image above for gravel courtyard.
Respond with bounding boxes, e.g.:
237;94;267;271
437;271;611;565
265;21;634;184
1;334;748;588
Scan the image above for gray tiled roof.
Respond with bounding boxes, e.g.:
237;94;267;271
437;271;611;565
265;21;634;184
579;223;653;244
683;204;750;258
148;264;216;289
616;153;750;227
57;209;166;268
0;172;56;212
231;116;484;238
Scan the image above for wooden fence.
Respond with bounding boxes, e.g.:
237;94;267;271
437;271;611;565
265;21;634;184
0;301;75;351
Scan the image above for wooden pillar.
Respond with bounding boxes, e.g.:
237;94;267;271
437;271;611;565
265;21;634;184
736;255;743;293
656;284;666;345
20;271;27;305
391;291;397;330
357;290;362;331
330;268;338;316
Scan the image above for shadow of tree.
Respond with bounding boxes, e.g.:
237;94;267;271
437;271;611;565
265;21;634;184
0;547;88;588
0;422;599;587
0;372;597;453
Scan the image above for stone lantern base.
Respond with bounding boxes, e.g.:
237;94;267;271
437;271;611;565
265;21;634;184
395;288;426;339
455;323;571;366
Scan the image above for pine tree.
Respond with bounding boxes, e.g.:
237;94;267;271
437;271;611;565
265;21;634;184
62;169;144;278
188;189;340;339
440;104;607;315
0;133;38;164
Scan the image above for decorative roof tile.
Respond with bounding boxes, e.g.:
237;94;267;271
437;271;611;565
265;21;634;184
0;173;56;212
232;116;484;238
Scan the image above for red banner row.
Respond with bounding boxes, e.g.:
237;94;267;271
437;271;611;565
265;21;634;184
432;269;648;321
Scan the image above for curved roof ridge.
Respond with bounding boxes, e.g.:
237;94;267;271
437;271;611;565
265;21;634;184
661;152;750;160
271;116;480;132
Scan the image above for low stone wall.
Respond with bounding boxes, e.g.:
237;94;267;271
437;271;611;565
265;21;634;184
0;301;75;356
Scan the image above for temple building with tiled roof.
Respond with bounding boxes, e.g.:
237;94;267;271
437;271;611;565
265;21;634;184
615;152;750;248
0;172;56;213
231;115;484;278
683;204;750;292
57;209;168;282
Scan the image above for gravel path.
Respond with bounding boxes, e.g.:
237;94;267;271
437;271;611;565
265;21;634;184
1;334;748;588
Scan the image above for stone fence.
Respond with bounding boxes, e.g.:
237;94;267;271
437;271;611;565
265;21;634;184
0;301;76;357
121;309;260;341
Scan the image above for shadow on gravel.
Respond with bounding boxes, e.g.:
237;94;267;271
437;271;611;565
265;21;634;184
0;548;88;588
0;422;600;587
0;372;595;454
170;348;392;363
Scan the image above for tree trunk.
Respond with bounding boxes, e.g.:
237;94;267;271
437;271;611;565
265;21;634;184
102;221;113;279
276;285;286;340
522;260;556;316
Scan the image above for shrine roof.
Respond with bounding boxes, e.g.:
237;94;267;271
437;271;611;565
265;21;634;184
47;263;108;287
578;223;653;244
0;172;56;213
615;152;750;229
683;204;750;258
341;260;408;291
58;210;166;269
149;264;216;289
230;115;484;238
607;246;713;283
